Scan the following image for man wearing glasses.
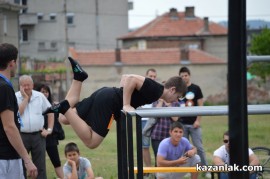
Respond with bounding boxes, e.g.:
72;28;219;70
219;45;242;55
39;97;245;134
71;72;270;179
213;131;259;179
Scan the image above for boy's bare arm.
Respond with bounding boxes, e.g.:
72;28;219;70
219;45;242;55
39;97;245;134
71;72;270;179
185;146;197;157
67;159;78;179
122;74;145;112
157;155;188;167
213;156;225;165
249;153;259;166
85;166;95;179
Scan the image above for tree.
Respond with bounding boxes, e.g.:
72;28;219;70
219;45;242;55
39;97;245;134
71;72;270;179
248;28;270;81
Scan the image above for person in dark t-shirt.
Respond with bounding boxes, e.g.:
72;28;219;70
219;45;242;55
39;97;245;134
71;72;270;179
0;43;37;178
43;57;187;149
179;66;211;178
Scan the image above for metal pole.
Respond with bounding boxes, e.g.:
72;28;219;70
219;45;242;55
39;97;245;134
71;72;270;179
64;0;71;90
127;113;134;179
228;0;249;178
132;105;270;118
120;112;128;179
95;0;100;50
136;114;143;179
116;114;123;179
247;55;270;66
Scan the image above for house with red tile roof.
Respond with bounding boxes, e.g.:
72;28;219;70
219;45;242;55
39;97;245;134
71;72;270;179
69;47;225;66
68;46;227;101
118;7;228;61
20;6;228;103
67;7;228;101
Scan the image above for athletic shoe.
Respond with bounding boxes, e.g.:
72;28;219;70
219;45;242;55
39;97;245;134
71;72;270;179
68;56;88;81
43;100;70;115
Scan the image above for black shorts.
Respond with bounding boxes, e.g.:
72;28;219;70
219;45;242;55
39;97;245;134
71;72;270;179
75;87;121;137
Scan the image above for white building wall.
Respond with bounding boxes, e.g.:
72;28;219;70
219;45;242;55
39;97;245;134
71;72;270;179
19;0;129;61
80;64;227;101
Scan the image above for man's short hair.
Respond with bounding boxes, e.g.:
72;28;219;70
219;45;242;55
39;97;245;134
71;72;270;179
179;66;191;75
164;76;187;94
65;142;80;155
146;68;156;75
223;131;229;138
170;121;184;131
0;43;18;70
19;75;33;85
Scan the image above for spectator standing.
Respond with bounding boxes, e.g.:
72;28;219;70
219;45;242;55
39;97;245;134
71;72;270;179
141;68;157;167
16;75;54;179
213;131;259;179
178;66;211;178
36;84;64;179
63;142;103;179
156;121;200;179
151;98;179;165
0;43;37;178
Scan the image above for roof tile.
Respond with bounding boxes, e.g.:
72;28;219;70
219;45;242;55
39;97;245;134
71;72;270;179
119;12;227;39
69;47;226;66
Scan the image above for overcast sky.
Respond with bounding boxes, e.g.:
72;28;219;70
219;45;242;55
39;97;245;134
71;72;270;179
128;0;270;28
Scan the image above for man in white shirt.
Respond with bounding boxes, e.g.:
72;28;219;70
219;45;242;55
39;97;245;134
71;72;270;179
213;131;259;179
16;75;54;179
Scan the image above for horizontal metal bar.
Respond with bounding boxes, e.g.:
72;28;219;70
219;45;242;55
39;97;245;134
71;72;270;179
247;55;270;66
134;167;198;173
125;105;270;118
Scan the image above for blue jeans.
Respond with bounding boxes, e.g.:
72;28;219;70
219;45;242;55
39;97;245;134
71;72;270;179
220;172;257;179
141;120;150;148
183;124;208;166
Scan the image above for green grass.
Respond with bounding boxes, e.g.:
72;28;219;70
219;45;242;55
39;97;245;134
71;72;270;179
44;115;270;179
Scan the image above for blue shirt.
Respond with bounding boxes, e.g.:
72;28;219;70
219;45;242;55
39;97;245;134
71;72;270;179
63;157;91;179
158;137;192;163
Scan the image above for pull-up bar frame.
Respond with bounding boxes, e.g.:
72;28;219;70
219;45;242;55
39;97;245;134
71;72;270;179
116;105;270;179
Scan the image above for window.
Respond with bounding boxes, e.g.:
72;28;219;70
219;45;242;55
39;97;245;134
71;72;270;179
22;0;27;13
51;42;57;49
38;42;45;49
128;1;134;10
14;0;20;4
50;13;57;21
3;15;7;35
22;0;27;5
188;44;199;49
138;40;147;50
68;42;76;48
66;13;74;25
37;13;44;20
21;29;28;42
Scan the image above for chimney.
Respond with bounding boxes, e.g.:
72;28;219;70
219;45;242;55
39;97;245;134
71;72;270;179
115;48;121;62
185;6;195;18
169;8;179;20
181;48;189;61
203;17;209;32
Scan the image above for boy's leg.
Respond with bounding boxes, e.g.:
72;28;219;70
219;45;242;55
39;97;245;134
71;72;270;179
66;57;88;107
65;80;82;107
43;57;87;114
64;109;104;149
43;57;104;148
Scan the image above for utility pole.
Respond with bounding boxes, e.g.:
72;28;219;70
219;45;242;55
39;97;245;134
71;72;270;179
64;0;71;90
95;0;100;49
